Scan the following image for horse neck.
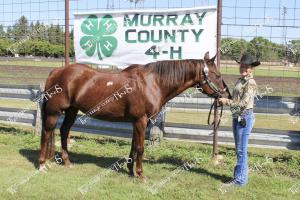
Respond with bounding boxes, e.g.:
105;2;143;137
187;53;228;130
161;79;196;105
145;60;203;105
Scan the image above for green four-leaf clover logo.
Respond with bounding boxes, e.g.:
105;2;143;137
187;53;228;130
80;15;118;60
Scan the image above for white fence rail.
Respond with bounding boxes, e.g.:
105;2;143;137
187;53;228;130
0;84;299;150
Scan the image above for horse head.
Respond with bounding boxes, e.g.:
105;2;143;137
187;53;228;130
196;51;232;99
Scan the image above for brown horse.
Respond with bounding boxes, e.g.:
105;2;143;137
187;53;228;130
38;52;230;181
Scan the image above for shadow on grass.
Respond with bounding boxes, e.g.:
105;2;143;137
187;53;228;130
144;157;231;182
19;149;230;181
71;135;130;147
19;149;130;175
0;125;32;135
190;168;231;183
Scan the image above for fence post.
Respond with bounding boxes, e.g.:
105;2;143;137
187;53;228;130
216;0;222;69
65;0;70;66
65;0;71;144
212;0;223;165
35;82;44;135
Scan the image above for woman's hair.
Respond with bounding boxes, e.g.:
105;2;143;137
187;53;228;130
240;64;253;69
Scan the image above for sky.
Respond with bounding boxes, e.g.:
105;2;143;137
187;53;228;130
0;0;299;43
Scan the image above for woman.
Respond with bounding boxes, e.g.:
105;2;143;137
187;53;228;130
219;53;260;186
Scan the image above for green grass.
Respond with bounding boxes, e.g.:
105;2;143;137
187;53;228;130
0;61;299;96
0;124;299;200
0;70;49;79
0;60;99;68
0;60;299;78
0;99;36;110
220;67;300;78
0;60;66;68
166;110;300;131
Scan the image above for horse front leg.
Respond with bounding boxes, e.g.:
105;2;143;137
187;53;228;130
127;137;136;176
133;116;148;183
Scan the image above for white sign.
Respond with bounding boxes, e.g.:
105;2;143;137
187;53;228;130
74;6;217;67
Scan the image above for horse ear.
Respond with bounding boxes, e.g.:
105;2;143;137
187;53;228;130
210;53;217;62
204;51;210;61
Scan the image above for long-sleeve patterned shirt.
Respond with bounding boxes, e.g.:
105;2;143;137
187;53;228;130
225;73;257;118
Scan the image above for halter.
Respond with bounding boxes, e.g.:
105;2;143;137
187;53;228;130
197;63;231;99
197;62;232;128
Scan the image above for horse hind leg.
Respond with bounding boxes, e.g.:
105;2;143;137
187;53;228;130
60;107;78;166
39;113;60;169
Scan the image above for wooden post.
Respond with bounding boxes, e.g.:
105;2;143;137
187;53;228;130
65;0;70;66
216;0;222;70
35;82;44;135
65;0;72;144
212;0;223;164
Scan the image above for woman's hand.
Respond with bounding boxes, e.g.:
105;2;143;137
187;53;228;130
218;98;228;105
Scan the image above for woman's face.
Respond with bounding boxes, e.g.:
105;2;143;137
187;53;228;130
239;64;253;76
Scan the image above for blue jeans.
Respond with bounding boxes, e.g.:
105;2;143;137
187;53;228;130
232;109;255;186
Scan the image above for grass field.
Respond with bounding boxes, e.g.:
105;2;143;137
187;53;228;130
0;59;299;78
0;60;300;97
0;60;66;68
0;124;300;200
165;110;300;131
220;66;300;78
0;99;37;110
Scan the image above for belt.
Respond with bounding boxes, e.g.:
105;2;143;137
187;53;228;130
242;108;253;116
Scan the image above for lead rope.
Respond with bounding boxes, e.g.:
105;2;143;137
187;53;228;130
207;97;223;128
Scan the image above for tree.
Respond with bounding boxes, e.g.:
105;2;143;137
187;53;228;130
47;24;64;44
0;25;5;38
55;24;64;44
0;39;12;56
247;37;280;61
49;44;64;58
21;39;52;56
221;37;286;62
221;38;248;60
69;28;74;57
287;40;300;65
31;21;47;41
12;15;29;40
6;26;13;39
48;24;56;44
39;23;48;41
29;22;35;35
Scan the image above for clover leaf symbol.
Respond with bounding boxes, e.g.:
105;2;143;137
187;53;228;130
80;15;118;60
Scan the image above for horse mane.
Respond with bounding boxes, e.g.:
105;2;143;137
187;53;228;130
121;64;141;72
145;59;202;87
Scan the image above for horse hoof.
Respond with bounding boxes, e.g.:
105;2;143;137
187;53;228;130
139;175;148;183
66;163;74;168
63;159;72;166
61;158;72;167
128;172;135;177
38;164;47;172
